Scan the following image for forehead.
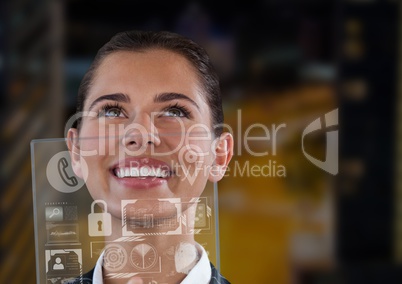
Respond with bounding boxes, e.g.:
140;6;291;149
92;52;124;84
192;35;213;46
93;50;198;90
85;49;207;110
98;49;195;74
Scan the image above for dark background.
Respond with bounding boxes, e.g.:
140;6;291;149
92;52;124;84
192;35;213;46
1;0;401;283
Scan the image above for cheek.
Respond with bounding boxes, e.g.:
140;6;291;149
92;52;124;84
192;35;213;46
177;143;212;167
78;139;111;182
79;126;121;158
169;126;215;175
174;140;215;191
80;118;121;140
80;154;110;203
81;156;105;190
183;136;215;165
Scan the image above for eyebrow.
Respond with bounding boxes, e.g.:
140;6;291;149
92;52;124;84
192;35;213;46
87;92;199;111
154;92;199;109
88;93;130;110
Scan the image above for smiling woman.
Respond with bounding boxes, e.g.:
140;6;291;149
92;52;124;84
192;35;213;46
66;30;233;284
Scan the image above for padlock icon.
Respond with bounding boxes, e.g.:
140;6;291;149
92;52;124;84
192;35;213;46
88;200;112;237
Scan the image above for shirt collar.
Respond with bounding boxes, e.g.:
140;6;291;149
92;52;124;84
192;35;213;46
180;243;211;284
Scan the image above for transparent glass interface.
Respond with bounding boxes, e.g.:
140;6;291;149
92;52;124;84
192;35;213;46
31;138;219;284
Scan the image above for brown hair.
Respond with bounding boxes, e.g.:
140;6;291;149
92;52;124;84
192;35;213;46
75;30;223;136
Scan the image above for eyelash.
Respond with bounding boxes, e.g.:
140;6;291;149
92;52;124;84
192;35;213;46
98;103;125;117
162;103;192;118
97;102;192;118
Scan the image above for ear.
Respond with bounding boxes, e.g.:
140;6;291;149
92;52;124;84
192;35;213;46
66;128;84;179
208;132;234;182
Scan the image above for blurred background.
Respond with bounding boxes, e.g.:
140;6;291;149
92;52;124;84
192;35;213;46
0;0;400;283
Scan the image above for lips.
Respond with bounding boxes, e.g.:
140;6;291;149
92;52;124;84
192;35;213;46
110;157;173;189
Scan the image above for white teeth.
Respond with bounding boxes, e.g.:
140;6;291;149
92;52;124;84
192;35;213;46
115;166;169;178
116;168;124;178
130;167;140;177
140;167;150;176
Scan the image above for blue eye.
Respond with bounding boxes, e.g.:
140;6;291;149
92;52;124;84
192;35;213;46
164;108;185;117
105;108;122;117
162;103;191;118
98;104;125;118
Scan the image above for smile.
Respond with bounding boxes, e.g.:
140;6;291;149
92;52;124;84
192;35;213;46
110;157;174;185
114;166;171;178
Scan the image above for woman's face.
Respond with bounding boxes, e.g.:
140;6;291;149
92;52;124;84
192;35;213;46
68;50;228;217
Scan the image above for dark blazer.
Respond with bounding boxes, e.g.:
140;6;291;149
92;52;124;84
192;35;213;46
67;263;230;284
210;263;231;284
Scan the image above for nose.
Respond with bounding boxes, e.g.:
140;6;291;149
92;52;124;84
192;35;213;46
121;114;161;149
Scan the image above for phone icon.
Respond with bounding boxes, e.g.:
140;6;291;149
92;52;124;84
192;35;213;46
57;157;78;187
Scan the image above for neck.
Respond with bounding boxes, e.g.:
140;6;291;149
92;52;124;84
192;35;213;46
100;209;200;284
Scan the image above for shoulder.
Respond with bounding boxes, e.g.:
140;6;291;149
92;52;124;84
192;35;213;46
64;268;94;284
63;265;229;284
210;263;231;284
